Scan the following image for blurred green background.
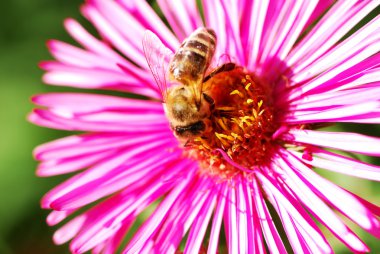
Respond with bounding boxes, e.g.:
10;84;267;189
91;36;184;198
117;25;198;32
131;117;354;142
0;1;379;253
0;1;82;253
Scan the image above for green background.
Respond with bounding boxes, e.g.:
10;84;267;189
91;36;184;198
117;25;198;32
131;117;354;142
0;1;379;253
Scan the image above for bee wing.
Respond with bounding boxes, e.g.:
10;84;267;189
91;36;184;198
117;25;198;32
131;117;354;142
142;30;174;102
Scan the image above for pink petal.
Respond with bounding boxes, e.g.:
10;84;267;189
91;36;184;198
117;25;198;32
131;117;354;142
63;19;155;90
235;179;248;254
285;101;380;124
285;53;380;98
154;177;213;254
116;0;179;50
183;186;218;254
32;93;163;115
303;0;335;30
291;148;380;181
97;218;132;254
219;0;245;65
47;210;76;226
40;62;159;97
284;151;380;238
41;138;176;209
63;19;127;64
251;178;287;253
69;168;182;253
260;0;319;75
242;180;266;254
287;129;380;156
53;215;86;245
47;40;121;70
347;191;380;218
265;190;312;254
241;0;269;69
287;1;379;72
41;62;140;86
80;4;146;68
37;150;113;177
29;108;171;133
157;0;202;41
34;132;164;161
207;183;228;254
277;153;369;252
90;0;146;56
290;15;380;95
124;168;196;254
257;171;332;253
45;39;154;89
224;186;238;253
72;216;135;254
275;199;313;253
49;151;183;211
338;68;380;90
290;84;380;110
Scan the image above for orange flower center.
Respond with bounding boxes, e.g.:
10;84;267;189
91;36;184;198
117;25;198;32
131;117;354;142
184;67;278;178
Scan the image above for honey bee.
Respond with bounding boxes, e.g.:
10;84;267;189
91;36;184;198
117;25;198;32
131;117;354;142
143;28;235;141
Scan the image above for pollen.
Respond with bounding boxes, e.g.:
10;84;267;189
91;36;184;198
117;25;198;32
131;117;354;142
184;67;277;179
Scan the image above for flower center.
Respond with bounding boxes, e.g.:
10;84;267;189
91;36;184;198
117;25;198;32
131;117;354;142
184;66;278;178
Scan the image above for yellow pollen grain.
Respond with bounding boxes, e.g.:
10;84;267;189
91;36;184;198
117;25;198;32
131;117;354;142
215;132;234;141
231;117;244;129
240;116;253;126
194;137;202;142
258;100;263;109
246;99;253;104
194;137;212;150
245;83;252;90
231;132;243;141
230;89;243;98
215;133;230;147
252;108;258;118
217;118;229;131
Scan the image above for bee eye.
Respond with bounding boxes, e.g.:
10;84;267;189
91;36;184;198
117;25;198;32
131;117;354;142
174;121;205;136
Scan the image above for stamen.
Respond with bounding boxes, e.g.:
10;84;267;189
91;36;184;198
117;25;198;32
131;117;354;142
182;67;277;179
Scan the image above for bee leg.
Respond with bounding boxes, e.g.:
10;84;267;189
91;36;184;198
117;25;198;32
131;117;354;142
203;93;215;110
203;62;236;83
184;139;192;147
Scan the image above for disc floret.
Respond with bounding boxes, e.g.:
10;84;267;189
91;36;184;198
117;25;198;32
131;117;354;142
185;68;277;178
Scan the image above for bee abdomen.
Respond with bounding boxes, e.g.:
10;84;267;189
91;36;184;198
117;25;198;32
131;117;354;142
169;28;217;84
184;28;216;56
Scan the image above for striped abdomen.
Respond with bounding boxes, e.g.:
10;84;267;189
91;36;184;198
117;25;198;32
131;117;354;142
168;28;217;85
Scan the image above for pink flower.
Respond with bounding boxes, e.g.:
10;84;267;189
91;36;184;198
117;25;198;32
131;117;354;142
30;0;380;253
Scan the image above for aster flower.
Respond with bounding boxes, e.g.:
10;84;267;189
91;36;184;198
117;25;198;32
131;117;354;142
29;0;380;253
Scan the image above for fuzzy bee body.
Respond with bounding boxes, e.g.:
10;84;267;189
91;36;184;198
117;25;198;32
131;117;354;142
168;28;216;88
143;27;234;142
165;28;217;139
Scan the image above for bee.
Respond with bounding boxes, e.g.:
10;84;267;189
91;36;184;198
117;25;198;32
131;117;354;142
143;28;235;141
